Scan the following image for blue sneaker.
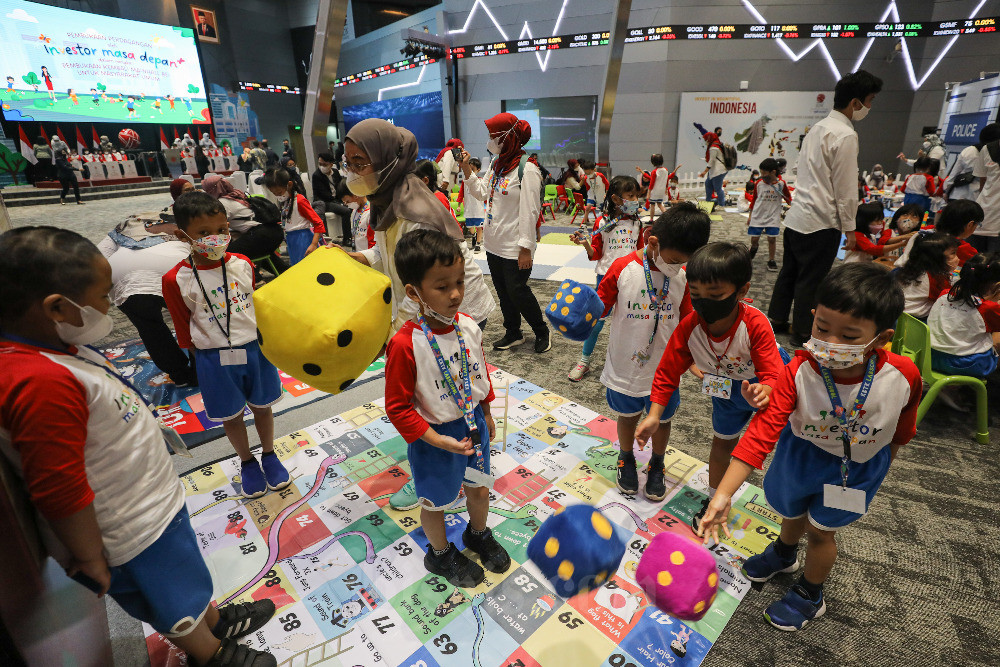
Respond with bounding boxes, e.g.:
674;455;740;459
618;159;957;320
239;459;267;499
261;452;291;491
763;585;826;631
742;540;800;582
389;481;420;511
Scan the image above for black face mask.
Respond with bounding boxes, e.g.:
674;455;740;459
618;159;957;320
691;292;740;324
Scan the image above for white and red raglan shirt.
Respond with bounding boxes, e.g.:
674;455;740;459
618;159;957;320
385;313;496;443
650;303;785;407
284;193;326;234
162;252;258;350
731;349;921;468
598;251;692;398
747;180;785;229
900;272;952;319
647;167;670;201
589;214;645;277
0;341;184;566
928;294;1000;356
902;173;936;197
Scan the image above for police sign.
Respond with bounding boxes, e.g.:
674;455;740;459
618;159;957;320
945;111;994;146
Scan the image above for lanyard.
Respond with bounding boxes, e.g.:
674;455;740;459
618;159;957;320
641;247;669;346
591;214;622;237
819;354;877;488
415;315;485;469
190;257;231;348
351;203;369;238
486;172;502;227
702;304;741;373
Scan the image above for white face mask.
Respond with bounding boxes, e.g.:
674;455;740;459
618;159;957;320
486;138;502;155
276;193;289;203
650;249;683;276
320;165;333;174
347;201;359;211
54;297;114;346
873;170;883;177
415;289;454;324
868;223;884;234
346;155;397;197
803;336;876;369
852;101;870;122
896;218;920;233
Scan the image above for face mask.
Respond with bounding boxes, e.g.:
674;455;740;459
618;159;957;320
347;201;359;211
897;218;919;233
922;142;931;152
415;289;453;324
852;101;870;121
54;297;114;346
320;165;333;174
486;138;502;155
346;155;397;197
650;251;683;277
622;199;640;215
803;336;876;369
868;223;884;234
276;193;289;203
873;170;883;177
184;231;230;261
691;292;741;324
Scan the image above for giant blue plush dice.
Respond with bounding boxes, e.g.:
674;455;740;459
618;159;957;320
527;505;627;598
544;280;604;341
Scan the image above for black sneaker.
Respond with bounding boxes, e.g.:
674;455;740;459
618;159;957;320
643;460;667;501
462;526;512;573
424;543;485;588
767;260;779;272
691;496;710;533
534;329;552;354
212;599;276;640
204;638;277;667
791;332;811;348
616;452;638;495
493;333;525;350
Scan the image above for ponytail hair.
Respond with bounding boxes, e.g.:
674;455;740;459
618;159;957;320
894;232;958;287
948;252;1000;308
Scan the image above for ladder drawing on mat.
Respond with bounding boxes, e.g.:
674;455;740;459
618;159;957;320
496;468;554;511
277;628;354;667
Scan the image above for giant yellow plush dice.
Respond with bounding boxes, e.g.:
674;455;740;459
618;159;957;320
253;246;391;393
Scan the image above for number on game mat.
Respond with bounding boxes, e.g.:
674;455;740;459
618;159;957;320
239;544;257;555
366;513;384;526
425;576;448;593
630;539;646;554
279;613;301;631
212;489;227;499
394;542;413;556
344;491;360;501
433;633;458;654
400;516;417;528
557;611;584;629
264;569;281;587
343;573;362;590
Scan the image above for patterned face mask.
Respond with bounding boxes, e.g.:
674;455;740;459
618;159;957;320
803;336;876;369
184;231;230;261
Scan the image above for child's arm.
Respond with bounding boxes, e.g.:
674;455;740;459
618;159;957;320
297;195;325;255
978;300;1000;334
852;231;888;257
889;358;924;462
161;266;193;349
742;313;787;409
636;314;698;445
595;261;622;317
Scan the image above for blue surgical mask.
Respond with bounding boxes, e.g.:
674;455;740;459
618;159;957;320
622;199;640;215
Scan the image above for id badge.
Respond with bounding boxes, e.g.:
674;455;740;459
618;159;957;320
701;373;732;399
822;484;867;514
220;347;247;366
161;426;192;457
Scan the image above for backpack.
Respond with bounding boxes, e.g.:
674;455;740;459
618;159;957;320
721;143;738;170
247;195;281;226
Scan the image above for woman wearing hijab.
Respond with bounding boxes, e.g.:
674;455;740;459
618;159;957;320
435;137;464;191
460;112;549;353
698;131;728;212
867;163;886;190
344;118;494;334
201;174;286;270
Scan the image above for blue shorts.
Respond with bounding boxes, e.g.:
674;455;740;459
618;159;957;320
586;198;596;207
286;228;314;265
465;217;484;227
606;387;679;421
408;404;492;509
710;380;760;438
73;507;213;636
902;193;931;212
194;340;282;421
748;226;780;237
762;426;891;531
931;349;998;378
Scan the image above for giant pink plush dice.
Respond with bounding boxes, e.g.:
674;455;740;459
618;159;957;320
635;532;719;621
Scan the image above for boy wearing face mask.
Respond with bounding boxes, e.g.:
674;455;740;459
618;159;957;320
747;158;790;272
0;226;279;667
597;202;710;500
163;192;289;500
637;242;787;526
697;263;921;632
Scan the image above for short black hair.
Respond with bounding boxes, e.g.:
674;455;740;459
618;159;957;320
833;69;883;109
335;179;351;200
581;160;595;170
650;201;711;255
936;199;984;236
713;126;722;135
252;140;260;148
414;159;438;190
816;263;902;332
469;157;482;170
775;157;787;171
979;122;1000;145
686;242;752;287
888;204;925;231
317;152;335;163
394;229;464;287
173;191;226;230
261;139;269;147
650;153;664;167
913;155;932;172
758;157;779;172
262;167;296;194
0;227;102;321
854;202;884;232
927;158;941;178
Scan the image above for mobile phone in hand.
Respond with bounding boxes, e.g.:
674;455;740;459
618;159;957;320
452;147;462;161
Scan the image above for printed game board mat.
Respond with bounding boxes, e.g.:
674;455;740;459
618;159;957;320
144;367;782;667
100;338;386;449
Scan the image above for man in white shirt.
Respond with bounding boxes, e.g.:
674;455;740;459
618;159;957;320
970;123;1000;253
767;69;882;346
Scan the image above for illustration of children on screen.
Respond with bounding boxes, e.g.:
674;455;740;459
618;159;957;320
183;96;195;116
154;98;163;114
167;94;175;110
126;96;137;118
90;88;100;106
68;89;78;105
40;66;54;103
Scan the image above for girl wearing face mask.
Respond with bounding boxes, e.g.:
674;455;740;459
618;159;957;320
843;202;915;265
335;180;373;251
894;232;960;320
567;175;645;381
895;199;984;269
263;166;325;265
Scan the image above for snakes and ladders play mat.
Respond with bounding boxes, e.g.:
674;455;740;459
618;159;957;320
145;368;782;667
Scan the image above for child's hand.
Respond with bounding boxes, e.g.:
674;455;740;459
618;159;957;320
741;381;772;409
697;493;733;545
435;434;475;456
688;363;705;381
305;243;319;256
484;414;496;441
570;231;583;245
634;415;659;449
67;555;111;596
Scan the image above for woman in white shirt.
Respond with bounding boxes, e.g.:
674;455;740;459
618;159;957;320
944;144;981;202
460;112;550;353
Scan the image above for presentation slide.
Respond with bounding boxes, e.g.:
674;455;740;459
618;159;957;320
503;96;597;167
0;0;210;124
343;91;445;161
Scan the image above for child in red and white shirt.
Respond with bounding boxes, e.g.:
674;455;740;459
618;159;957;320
844;203;915;264
746;158;790;271
928;252;1000;377
264;166;325;265
646;154;670;223
699;263;921;632
901;156;936;211
636;242;787;531
893;232;958;319
600;202;710;501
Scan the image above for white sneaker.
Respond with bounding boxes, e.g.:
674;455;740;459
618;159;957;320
568;362;590;382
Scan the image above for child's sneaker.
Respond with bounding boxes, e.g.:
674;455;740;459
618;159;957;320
643;461;667;501
763;584;826;631
212;599;276;639
260;452;291;491
741;539;800;582
239;459;267;499
691;497;710;533
616;452;638;495
462;526;512;573
767;260;779;272
568;362;590;382
204;637;276;667
389;481;420;510
424;543;485;588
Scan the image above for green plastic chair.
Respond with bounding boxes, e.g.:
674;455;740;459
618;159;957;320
543;184;559;205
451;184;460;194
251;254;281;278
891;313;990;444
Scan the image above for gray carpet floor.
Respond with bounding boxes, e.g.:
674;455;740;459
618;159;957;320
7;197;1000;666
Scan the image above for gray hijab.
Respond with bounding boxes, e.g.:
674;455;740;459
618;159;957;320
345;119;461;239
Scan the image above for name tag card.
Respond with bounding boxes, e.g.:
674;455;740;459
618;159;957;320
701;374;732;399
822;484;867;514
220;348;247;366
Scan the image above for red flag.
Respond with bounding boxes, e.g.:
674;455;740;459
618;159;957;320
75;125;87;154
18;124;38;165
92;125;101;149
174;127;180;140
210;126;216;143
159;127;169;150
56;126;69;146
39;125;50;145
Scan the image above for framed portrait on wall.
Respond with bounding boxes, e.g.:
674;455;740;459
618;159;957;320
191;6;220;44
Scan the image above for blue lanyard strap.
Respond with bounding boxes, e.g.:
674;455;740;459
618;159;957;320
642;247;669;339
819;354;877;487
190;257;231;347
591;215;621;237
